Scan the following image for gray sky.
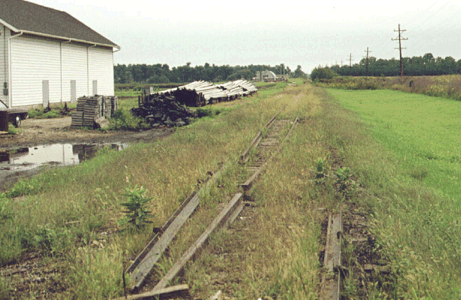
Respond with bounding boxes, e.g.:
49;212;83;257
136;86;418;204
30;0;461;73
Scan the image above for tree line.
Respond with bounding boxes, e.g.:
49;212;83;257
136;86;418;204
114;63;307;84
311;53;461;80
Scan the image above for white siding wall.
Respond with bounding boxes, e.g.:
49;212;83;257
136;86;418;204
9;35;114;107
89;47;114;96
62;43;88;101
0;26;9;104
10;35;61;107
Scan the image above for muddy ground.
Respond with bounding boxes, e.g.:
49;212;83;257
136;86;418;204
0;117;173;151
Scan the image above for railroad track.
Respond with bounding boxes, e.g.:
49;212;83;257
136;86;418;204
117;106;300;299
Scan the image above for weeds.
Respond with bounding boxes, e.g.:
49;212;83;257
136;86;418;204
109;109;147;131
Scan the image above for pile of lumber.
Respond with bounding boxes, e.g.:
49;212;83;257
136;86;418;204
71;96;118;128
131;93;196;128
153;80;257;107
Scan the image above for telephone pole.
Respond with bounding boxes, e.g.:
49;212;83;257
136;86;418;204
364;47;372;76
349;53;352;75
391;24;408;80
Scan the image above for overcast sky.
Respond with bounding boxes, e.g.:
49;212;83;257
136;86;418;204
29;0;461;74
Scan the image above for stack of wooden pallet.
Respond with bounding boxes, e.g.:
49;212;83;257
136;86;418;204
71;96;101;128
71;96;118;128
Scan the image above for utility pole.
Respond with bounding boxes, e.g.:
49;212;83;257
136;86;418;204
349;53;352;75
364;47;372;76
392;24;408;80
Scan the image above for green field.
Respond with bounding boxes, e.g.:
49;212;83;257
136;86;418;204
327;88;461;298
328;89;461;200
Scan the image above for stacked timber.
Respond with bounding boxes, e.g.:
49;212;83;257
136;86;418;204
155;80;258;107
131;93;196;127
71;96;118;128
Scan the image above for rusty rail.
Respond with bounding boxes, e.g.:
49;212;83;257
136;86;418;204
241;114;299;199
240;105;287;164
125;164;225;290
152;193;243;291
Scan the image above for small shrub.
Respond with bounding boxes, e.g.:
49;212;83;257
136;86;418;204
410;167;429;180
7;124;18;135
119;186;153;229
195;107;224;118
0;195;12;225
7;179;39;198
109;109;145;131
315;158;326;179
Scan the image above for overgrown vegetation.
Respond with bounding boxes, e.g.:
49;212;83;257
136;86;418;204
0;81;287;298
2;80;460;299
27;104;74;119
316;74;461;101
109;108;147;131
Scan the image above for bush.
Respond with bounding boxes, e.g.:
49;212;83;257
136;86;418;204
311;67;339;81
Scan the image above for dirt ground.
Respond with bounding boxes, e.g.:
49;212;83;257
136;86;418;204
0;117;174;150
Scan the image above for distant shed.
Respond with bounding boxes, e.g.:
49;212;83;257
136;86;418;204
0;0;120;108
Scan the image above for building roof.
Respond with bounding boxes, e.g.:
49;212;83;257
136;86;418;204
0;0;118;48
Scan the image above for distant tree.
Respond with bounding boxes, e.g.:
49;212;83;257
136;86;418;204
294;65;306;78
159;75;170;83
147;75;160;84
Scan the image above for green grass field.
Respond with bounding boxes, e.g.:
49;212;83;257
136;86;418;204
327;88;461;298
328;89;461;200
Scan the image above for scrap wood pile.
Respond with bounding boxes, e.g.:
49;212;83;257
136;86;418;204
131;93;197;128
155;79;258;107
71;95;118;128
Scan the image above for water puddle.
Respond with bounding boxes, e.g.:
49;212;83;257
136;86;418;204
0;143;129;191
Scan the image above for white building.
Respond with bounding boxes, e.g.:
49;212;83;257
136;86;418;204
0;0;120;108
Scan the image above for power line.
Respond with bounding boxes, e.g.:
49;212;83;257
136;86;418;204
391;24;408;79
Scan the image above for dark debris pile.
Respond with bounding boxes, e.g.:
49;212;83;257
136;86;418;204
131;94;197;128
